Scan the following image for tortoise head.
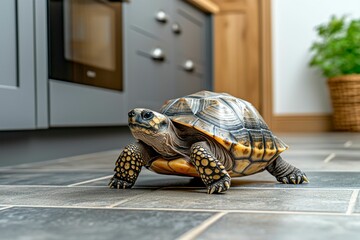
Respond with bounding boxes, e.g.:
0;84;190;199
128;108;169;138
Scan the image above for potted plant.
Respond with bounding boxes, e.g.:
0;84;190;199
309;16;360;131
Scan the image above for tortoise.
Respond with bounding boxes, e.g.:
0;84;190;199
109;91;308;194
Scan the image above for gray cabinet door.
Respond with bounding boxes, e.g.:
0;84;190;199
172;0;212;98
126;31;173;111
0;0;36;130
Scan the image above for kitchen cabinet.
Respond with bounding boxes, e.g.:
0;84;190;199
0;0;213;130
173;0;212;98
0;0;36;130
126;0;212;111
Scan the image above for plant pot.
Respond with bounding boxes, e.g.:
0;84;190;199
328;74;360;131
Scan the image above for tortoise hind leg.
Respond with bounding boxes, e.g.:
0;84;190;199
266;155;309;184
190;141;231;194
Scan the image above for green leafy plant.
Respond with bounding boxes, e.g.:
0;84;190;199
309;15;360;78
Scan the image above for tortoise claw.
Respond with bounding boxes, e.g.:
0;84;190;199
281;177;289;184
303;175;310;183
278;169;309;185
206;175;231;194
208;186;216;194
108;176;133;189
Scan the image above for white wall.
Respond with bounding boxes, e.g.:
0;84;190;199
272;0;360;115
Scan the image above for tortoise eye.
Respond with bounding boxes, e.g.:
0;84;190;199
143;111;154;120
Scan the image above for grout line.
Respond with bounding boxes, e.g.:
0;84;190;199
176;212;227;240
0;206;13;211
162;186;357;191
0;184;357;191
323;153;336;163
344;141;353;148
113;207;350;216
0;204;357;217
67;175;113;187
346;189;359;215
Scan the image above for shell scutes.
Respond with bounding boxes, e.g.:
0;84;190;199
160;91;288;174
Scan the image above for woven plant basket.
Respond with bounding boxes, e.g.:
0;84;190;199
328;74;360;131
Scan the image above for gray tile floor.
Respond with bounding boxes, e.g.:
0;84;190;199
1;133;360;240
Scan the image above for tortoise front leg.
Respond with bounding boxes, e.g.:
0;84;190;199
190;141;231;194
109;142;153;189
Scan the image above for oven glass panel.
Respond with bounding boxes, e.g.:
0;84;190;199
48;0;123;91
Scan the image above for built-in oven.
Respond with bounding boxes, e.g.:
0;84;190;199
48;0;123;91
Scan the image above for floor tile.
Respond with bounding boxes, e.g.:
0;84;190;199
332;153;360;161
281;152;329;170
231;171;360;189
0;187;152;207
119;188;352;213
353;193;360;213
86;169;203;188
197;213;360;240
0;207;213;240
2;150;119;171
0;171;111;186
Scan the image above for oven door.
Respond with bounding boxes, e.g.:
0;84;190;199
48;0;123;91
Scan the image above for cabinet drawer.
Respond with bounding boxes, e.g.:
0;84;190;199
127;30;173;111
173;0;207;64
174;61;207;98
127;0;171;39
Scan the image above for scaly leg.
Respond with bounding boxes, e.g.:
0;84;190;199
266;155;309;184
109;142;154;189
190;141;231;194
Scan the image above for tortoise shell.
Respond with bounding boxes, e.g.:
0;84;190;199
148;91;288;177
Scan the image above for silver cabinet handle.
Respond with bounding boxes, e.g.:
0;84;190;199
183;60;195;72
155;10;167;23
172;23;181;34
151;48;165;61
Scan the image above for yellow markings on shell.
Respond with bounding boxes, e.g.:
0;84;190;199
251;142;265;161
233;159;251;174
214;135;232;150
232;143;251;159
243;162;268;175
263;148;277;161
149;158;199;177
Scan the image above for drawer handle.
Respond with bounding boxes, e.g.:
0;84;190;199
155;10;167;23
172;23;181;34
183;60;195;72
151;48;165;61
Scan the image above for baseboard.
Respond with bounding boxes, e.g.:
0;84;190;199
271;114;332;132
